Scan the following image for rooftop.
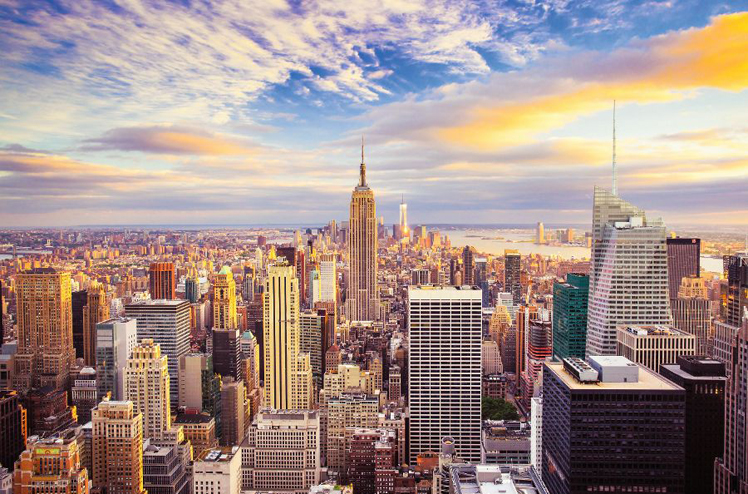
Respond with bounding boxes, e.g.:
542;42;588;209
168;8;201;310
619;325;693;337
197;447;237;462
546;359;682;391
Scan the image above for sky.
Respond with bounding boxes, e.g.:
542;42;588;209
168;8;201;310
0;0;747;228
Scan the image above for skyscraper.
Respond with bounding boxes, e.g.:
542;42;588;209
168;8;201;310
149;262;176;300
671;276;713;354
504;250;522;304
536;222;545;244
462;246;475;285
83;283;109;367
319;253;337;303
241;409;321;492
12;268;74;393
661;356;726;494
347;144;379;322
0;390;25;472
220;377;249;447
666;237;700;300
213;266;237;330
715;316;748;494
125;299;190;408
96;317;138;401
586;188;671;356
185;269;201;303
724;253;748;327
124;339;171;439
552;273;589;360
616;324;695;372
91;399;146;494
263;264;313;410
543;356;685;494
212;328;241;380
408;286;482;464
72;289;88;360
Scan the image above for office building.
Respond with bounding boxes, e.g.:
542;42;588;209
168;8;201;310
536;222;545;244
91;399;146;494
126;299;190;408
213;266;238;330
661;356;726;494
552;273;589;360
300;308;334;391
178;353;222;424
327;391;379;472
504;250;522;304
12;428;89;494
346;428;397;494
26;386;76;436
72;290;88;360
319;253;337;303
241;409;321;493
616;324;695;372
724;253;748;327
482;340;502;375
185;269;201;303
347;145;379;322
174;413;218;458
149;262;176;300
193;447;242;494
671;276;713;354
408;286;482;464
521;319;552;411
212;328;241;379
450;464;548;494
715;317;748;494
0;390;26;472
96;317;137;401
220;377;249;447
263;264;313;410
12;268;75;393
142;430;191;494
463;246;475;285
71;367;98;424
124;339;171;439
543;356;685;494
83;283;109;366
587;189;672;356
481;421;531;465
666;237;700;300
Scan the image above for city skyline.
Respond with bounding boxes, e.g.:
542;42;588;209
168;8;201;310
0;2;747;227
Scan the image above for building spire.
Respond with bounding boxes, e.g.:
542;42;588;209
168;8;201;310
359;135;367;187
612;100;617;196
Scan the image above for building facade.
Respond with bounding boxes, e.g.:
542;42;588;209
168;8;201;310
124;339;172;439
552;273;589;360
408;286;482;464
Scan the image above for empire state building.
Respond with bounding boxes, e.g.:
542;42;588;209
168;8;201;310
347;143;379;322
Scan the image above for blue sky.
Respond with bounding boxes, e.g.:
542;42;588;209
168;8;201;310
0;0;747;227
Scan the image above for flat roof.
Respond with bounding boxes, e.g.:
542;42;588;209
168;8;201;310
619;325;693;337
545;361;682;391
409;285;482;299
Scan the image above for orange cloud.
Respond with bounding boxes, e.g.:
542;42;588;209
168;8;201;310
440;12;748;150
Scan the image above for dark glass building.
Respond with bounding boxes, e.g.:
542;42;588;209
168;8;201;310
660;355;726;494
666;237;700;300
552;273;589;360
149;262;176;300
72;289;88;359
723;253;748;327
543;356;685;494
0;390;25;471
504;250;522;304
212;328;240;380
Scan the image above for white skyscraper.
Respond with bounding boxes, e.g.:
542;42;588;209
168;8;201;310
586;187;672;356
319;253;337;303
125;299;190;409
95;317;138;401
408;286;482;464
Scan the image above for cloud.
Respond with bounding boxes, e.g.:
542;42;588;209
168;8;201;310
81;126;258;156
353;12;748;151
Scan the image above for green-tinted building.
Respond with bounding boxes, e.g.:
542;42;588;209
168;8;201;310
553;273;589;359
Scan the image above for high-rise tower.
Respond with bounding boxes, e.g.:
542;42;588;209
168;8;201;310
149;262;176;300
263;264;313;410
347;141;379;322
83;282;109;367
586;188;672;356
12;268;75;393
124;339;171;439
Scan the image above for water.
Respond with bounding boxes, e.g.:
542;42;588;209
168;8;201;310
447;228;725;274
447;228;590;260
